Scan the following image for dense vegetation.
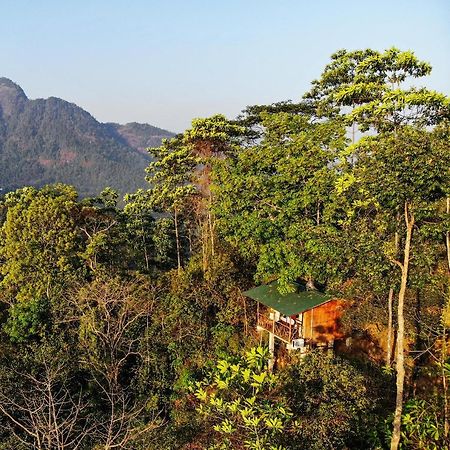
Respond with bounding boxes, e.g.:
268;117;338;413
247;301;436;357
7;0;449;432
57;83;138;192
0;78;174;197
0;48;448;449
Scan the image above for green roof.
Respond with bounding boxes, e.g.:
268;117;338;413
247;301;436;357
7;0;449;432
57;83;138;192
244;281;332;316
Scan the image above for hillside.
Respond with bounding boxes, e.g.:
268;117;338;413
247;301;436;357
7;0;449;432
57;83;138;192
0;78;174;197
0;48;448;450
107;122;174;154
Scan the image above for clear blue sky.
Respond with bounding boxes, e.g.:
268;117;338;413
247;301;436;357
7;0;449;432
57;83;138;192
2;0;449;132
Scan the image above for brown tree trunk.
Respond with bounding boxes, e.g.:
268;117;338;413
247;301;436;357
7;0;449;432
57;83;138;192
387;287;394;367
142;224;149;271
446;198;450;272
443;197;450;438
209;211;215;260
391;202;414;450
174;207;181;273
443;321;449;439
209;192;215;261
387;231;399;367
202;218;208;272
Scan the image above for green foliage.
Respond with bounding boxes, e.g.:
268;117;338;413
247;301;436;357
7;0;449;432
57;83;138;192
346;125;449;210
0;184;82;341
191;347;292;450
184;114;246;158
0;48;448;450
377;398;448;450
151;217;177;267
304;47;449;130
123;189;155;271
190;349;387;450
146;136;199;211
4;297;50;342
282;352;380;449
400;399;445;449
212;111;347;289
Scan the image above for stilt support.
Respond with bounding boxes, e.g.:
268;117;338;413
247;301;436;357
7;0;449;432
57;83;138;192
268;332;275;372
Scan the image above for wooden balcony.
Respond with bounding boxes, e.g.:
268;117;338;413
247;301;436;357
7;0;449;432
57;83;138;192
256;308;301;344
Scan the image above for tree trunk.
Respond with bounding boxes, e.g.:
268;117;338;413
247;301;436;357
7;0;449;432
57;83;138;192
174;207;181;273
209;192;215;261
202;219;208;272
387;231;400;367
209;211;215;261
443;196;450;438
446;198;450;272
142;224;149;271
443;320;449;439
391;202;414;450
387;287;394;367
187;226;193;255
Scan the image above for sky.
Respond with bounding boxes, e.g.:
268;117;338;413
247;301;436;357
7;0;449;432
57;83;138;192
1;0;449;132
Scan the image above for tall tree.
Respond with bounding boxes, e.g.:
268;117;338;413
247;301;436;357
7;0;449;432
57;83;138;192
74;276;162;449
346;126;449;448
305;47;449;449
123;189;155;272
147;115;245;272
0;184;82;341
212;111;347;291
146;136;199;272
183;115;245;270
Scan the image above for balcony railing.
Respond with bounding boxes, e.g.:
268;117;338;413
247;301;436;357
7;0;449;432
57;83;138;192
257;309;301;344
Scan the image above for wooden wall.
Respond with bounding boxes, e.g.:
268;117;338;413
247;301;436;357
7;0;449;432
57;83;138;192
302;299;345;344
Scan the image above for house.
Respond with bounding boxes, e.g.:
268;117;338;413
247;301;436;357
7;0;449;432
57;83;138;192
244;281;344;366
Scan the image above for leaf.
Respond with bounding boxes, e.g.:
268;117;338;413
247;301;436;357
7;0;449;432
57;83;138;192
217;360;230;374
252;372;267;384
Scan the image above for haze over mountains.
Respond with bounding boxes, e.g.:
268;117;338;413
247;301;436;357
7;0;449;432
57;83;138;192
0;77;174;197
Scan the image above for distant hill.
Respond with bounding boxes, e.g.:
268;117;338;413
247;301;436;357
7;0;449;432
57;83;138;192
107;122;174;155
0;77;175;197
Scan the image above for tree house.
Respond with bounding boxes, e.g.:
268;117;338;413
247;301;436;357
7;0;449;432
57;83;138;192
244;281;344;366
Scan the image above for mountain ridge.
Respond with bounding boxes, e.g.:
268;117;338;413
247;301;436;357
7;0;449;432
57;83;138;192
0;77;174;197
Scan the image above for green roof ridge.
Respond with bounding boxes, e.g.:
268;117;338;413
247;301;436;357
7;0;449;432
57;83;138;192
244;281;332;316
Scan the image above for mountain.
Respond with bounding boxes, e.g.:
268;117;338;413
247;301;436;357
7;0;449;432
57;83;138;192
0;77;175;197
107;122;174;155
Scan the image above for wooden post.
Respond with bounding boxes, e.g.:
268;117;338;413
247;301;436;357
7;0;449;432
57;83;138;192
268;331;275;372
268;309;275;372
299;313;303;339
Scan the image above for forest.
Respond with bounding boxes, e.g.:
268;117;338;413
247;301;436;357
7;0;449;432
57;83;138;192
0;48;449;450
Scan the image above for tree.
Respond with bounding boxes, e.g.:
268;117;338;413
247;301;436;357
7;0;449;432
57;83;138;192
147;115;245;273
190;347;383;450
183;115;246;271
73;276;163;449
0;341;91;450
0;184;82;341
339;124;449;450
281;351;378;450
78;188;121;272
212;110;347;291
305;48;449;449
146;136;199;272
304;47;448;132
123;189;155;272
